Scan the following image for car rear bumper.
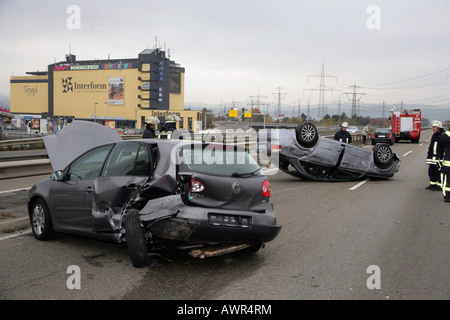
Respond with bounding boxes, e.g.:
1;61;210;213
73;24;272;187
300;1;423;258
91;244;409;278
139;195;281;245
372;138;394;144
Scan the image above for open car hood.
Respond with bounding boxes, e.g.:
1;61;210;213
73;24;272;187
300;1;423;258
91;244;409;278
43;120;122;171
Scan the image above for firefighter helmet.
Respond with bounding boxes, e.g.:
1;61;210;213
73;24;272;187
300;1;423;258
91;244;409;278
341;122;349;128
145;116;159;125
431;120;442;128
165;114;180;123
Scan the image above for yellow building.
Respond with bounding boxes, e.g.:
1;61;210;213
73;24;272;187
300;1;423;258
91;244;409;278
10;49;200;132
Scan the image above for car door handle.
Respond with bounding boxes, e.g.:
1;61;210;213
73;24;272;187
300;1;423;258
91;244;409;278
85;186;94;193
126;184;138;190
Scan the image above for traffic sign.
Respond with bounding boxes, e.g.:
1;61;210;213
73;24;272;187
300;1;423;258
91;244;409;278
229;110;238;117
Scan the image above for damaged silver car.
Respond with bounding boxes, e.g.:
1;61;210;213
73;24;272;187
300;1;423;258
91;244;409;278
268;122;399;182
28;121;281;267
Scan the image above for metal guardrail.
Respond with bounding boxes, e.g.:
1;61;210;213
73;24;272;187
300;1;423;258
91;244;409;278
0;134;142;150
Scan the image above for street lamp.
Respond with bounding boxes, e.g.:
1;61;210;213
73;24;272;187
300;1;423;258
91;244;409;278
104;102;108;119
94;102;98;123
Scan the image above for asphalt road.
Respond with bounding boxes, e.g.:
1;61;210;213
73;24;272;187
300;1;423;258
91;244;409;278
0;130;449;300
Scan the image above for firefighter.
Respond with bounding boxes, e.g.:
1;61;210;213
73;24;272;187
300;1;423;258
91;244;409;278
439;122;450;202
334;122;352;144
142;116;159;139
425;121;444;190
158;114;179;139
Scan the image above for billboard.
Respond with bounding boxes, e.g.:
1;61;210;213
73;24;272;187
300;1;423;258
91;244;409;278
10;79;48;114
108;77;124;105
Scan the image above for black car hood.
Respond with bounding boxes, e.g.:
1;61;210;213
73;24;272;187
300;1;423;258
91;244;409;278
43;120;122;171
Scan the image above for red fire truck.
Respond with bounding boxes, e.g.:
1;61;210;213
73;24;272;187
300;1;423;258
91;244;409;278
390;108;421;143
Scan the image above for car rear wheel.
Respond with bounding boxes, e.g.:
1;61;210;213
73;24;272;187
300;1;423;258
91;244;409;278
124;214;151;268
295;122;319;148
373;144;394;169
31;198;56;240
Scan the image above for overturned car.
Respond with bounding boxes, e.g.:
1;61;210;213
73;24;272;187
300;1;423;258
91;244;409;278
267;122;399;182
28;121;281;267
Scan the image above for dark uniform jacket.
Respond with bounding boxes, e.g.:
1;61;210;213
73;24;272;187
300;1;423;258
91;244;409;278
439;130;450;174
158;123;177;139
142;126;156;139
426;130;443;165
334;130;352;144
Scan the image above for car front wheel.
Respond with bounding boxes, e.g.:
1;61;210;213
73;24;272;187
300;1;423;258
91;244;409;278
31;198;56;240
124;214;151;268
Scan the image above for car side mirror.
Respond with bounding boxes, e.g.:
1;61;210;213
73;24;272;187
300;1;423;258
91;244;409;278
50;170;64;181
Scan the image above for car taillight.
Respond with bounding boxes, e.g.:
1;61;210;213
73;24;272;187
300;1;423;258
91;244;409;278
271;144;281;151
261;180;271;198
388;134;392;138
372;134;375;138
190;179;205;193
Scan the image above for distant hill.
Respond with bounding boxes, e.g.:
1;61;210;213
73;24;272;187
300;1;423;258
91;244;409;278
0;95;9;110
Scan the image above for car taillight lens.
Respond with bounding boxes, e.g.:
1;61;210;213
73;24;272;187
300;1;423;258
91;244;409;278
372;134;375;138
261;180;271;198
388;134;392;138
190;179;205;193
271;144;281;151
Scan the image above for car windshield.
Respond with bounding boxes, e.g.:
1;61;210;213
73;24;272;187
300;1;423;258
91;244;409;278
181;145;261;176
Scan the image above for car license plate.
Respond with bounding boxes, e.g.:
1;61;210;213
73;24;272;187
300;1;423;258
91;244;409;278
208;213;252;228
379;135;385;138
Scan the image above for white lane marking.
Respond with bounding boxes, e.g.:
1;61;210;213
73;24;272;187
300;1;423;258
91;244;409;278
419;143;423;147
0;187;31;194
403;151;412;157
349;179;369;190
0;228;32;241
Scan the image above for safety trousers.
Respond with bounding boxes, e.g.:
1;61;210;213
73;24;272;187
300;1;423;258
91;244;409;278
441;173;450;201
428;164;441;186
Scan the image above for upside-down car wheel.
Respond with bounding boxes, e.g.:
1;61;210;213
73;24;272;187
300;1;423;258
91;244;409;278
373;144;394;169
295;122;319;148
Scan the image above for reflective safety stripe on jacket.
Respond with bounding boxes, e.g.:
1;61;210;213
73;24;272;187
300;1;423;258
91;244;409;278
426;140;438;164
157;131;172;139
443;160;450;168
441;173;450;195
427;133;441;164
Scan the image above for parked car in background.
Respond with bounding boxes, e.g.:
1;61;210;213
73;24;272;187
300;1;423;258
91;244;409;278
5;123;18;130
372;128;395;145
347;126;359;134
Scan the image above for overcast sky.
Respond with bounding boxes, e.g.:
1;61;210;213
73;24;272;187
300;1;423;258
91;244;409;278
1;0;449;113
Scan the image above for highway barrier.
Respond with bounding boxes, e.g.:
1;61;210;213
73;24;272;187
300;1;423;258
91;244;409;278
0;159;52;180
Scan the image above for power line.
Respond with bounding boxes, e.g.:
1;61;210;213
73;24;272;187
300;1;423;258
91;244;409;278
367;67;450;88
344;84;366;117
249;89;269;114
304;63;340;119
272;87;287;120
